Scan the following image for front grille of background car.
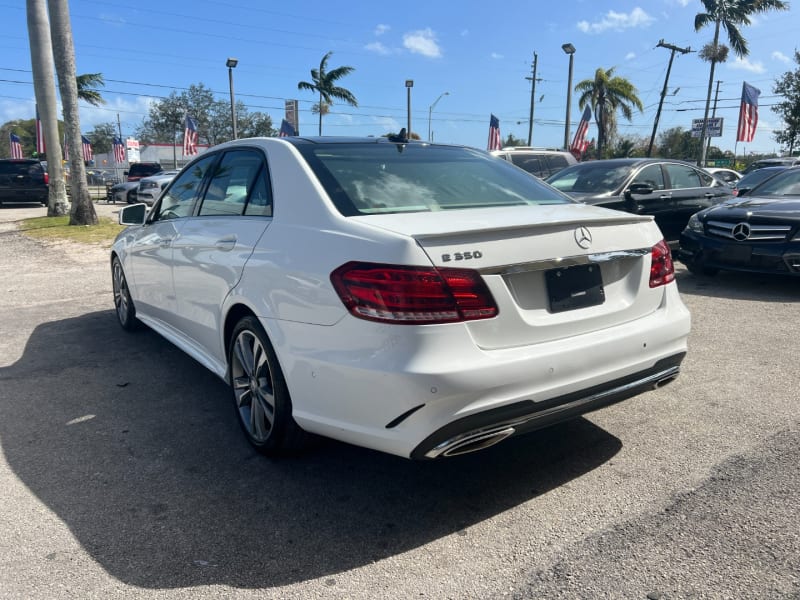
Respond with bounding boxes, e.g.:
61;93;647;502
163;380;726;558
705;220;792;242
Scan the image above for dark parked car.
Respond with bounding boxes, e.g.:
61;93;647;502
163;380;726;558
125;162;162;182
678;166;800;277
742;157;800;174
546;158;732;240
0;159;48;207
731;166;789;197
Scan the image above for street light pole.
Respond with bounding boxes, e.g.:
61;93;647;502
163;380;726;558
562;43;576;151
428;91;449;142
405;80;414;136
226;57;239;140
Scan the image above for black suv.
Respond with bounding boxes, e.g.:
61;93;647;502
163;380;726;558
0;159;48;207
125;162;162;182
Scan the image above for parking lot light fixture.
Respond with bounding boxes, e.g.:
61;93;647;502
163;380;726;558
428;92;449;142
227;58;239;140
562;43;575;151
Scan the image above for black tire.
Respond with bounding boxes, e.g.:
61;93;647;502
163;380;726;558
228;316;308;455
111;256;139;331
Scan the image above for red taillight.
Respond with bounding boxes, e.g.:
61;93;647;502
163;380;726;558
330;262;498;325
43;172;49;185
649;240;675;288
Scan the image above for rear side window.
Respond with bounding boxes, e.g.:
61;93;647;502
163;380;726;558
510;154;544;176
546;154;570;171
199;150;271;217
664;164;702;189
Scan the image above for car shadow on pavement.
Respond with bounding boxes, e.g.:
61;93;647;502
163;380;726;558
675;266;800;302
0;311;622;590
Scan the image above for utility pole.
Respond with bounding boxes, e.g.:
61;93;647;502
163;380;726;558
647;39;691;157
525;52;540;146
705;80;722;159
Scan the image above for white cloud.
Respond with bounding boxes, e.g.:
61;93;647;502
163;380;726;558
403;28;442;58
365;41;391;55
491;52;503;60
625;52;636;60
772;51;790;63
374;24;390;36
730;57;766;74
577;8;654;34
374;116;401;133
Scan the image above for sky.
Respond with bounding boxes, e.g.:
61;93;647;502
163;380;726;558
1;0;799;156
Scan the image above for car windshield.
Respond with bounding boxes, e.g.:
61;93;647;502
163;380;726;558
296;142;571;216
747;168;800;197
546;163;633;194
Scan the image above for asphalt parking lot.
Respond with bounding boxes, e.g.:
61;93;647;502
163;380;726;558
0;201;798;599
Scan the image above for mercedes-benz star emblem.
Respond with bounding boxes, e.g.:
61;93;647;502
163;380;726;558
732;222;751;241
574;226;592;249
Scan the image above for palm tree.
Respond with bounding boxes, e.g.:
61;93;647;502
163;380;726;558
76;73;105;106
694;0;788;166
49;0;97;225
26;0;68;216
575;67;643;157
298;51;358;135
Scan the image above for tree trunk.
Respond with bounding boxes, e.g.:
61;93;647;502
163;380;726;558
698;20;721;167
26;0;67;216
48;0;97;225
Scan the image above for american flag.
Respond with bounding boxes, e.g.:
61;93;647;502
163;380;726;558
570;105;592;159
279;118;296;137
35;105;45;155
9;133;23;159
112;136;126;163
487;114;502;151
736;81;760;143
183;115;198;156
81;135;93;162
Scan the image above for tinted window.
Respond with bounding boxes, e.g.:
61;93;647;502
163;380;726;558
510;154;544;176
632;164;665;190
664;164;701;189
747;168;800;196
548;163;633;194
546;154;570;170
153;154;216;220
297;143;569;216
199;150;269;217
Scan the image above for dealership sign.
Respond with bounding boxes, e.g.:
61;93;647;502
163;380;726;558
691;118;723;138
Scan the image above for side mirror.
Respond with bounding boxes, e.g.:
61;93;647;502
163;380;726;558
119;203;148;225
627;182;654;196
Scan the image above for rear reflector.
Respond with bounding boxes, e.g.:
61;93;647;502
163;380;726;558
331;262;498;325
43;172;49;185
649;240;675;288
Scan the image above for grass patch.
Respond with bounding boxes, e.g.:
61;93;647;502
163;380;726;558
18;216;125;246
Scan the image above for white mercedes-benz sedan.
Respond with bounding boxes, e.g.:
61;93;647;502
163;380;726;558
111;136;690;460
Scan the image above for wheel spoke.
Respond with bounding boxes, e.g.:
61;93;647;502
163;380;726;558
233;333;255;379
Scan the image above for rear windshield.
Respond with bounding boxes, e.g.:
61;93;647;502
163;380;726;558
747;168;800;197
295;142;571;216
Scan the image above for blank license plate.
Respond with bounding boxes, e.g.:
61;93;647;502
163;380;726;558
546;264;605;313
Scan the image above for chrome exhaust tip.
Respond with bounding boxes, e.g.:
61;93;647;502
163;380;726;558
654;374;678;389
427;427;516;458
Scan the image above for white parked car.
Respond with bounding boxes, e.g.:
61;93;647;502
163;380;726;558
111;137;691;460
135;170;180;205
704;167;742;185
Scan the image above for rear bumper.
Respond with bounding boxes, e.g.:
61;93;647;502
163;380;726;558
268;283;691;459
411;353;683;459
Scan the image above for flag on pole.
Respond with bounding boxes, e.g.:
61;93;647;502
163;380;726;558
736;81;761;143
112;136;126;163
9;133;23;159
183;115;198;156
570;105;592;159
35;105;45;155
487;114;502;151
81;135;94;162
279;118;296;137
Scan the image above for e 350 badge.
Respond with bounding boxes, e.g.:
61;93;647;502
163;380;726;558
441;250;483;262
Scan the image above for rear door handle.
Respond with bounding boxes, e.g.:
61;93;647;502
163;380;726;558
215;235;237;251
